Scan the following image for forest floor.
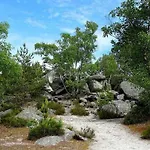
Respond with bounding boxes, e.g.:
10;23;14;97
0;115;150;150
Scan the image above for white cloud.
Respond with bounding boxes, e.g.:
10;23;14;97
60;27;74;34
63;11;88;24
94;30;113;59
26;18;47;29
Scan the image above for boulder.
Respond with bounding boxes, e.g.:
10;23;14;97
0;109;13;118
63;129;75;141
16;106;43;121
88;80;103;92
79;97;88;103
82;83;91;94
117;94;125;100
46;70;55;84
113;100;131;116
44;83;53;93
35;136;64;146
120;81;144;100
89;73;106;81
101;100;131;117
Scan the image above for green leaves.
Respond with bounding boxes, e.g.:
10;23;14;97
35;21;98;96
102;0;150;88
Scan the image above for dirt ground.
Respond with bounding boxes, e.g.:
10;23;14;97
0;125;89;150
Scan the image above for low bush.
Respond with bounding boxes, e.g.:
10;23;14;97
0;101;20;112
123;90;150;125
48;101;65;115
38;99;65;116
97;91;114;109
71;104;89;116
97;109;118;119
0;109;28;127
78;127;95;139
28;117;64;140
141;126;150;139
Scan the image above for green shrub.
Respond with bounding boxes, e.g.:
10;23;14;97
97;109;119;119
28;117;64;140
97;91;114;108
78;127;95;139
1;116;28;127
48;101;65;115
0;107;28;127
71;104;89;116
123;90;150;125
141;126;150;139
38;99;65;116
0;101;20;112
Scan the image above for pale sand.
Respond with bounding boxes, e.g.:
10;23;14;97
59;115;150;150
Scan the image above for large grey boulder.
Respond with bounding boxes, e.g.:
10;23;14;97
44;83;53;93
35;129;75;147
89;80;103;92
113;100;131;116
46;70;55;84
16;106;43;121
89;73;106;81
117;94;125;100
0;109;13;118
101;100;131;117
35;136;64;146
120;81;144;100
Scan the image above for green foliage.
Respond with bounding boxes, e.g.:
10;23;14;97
123;90;150;125
0;108;28;127
0;101;19;111
26;120;38;129
48;101;65;115
71;104;89;116
141;126;150;139
97;109;119;119
35;21;98;96
97;91;114;109
102;0;150;89
78;127;95;139
28;117;64;140
97;91;115;119
15;44;45;97
39;98;65;116
98;54;118;78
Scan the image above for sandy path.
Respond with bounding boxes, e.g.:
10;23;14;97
59;115;150;150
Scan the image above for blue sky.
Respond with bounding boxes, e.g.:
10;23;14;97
0;0;124;61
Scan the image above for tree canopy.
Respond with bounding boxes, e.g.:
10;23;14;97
102;0;150;88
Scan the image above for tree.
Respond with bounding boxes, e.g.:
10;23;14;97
15;44;45;97
102;0;150;88
0;22;22;97
99;54;118;78
35;21;98;96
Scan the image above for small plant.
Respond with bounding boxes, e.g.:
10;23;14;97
38;99;65;116
71;104;89;116
48;101;65;115
78;127;95;139
141;126;150;139
26;120;38;129
97;91;114;109
0;101;20;112
0;107;28;127
28;117;64;140
97;109;118;119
